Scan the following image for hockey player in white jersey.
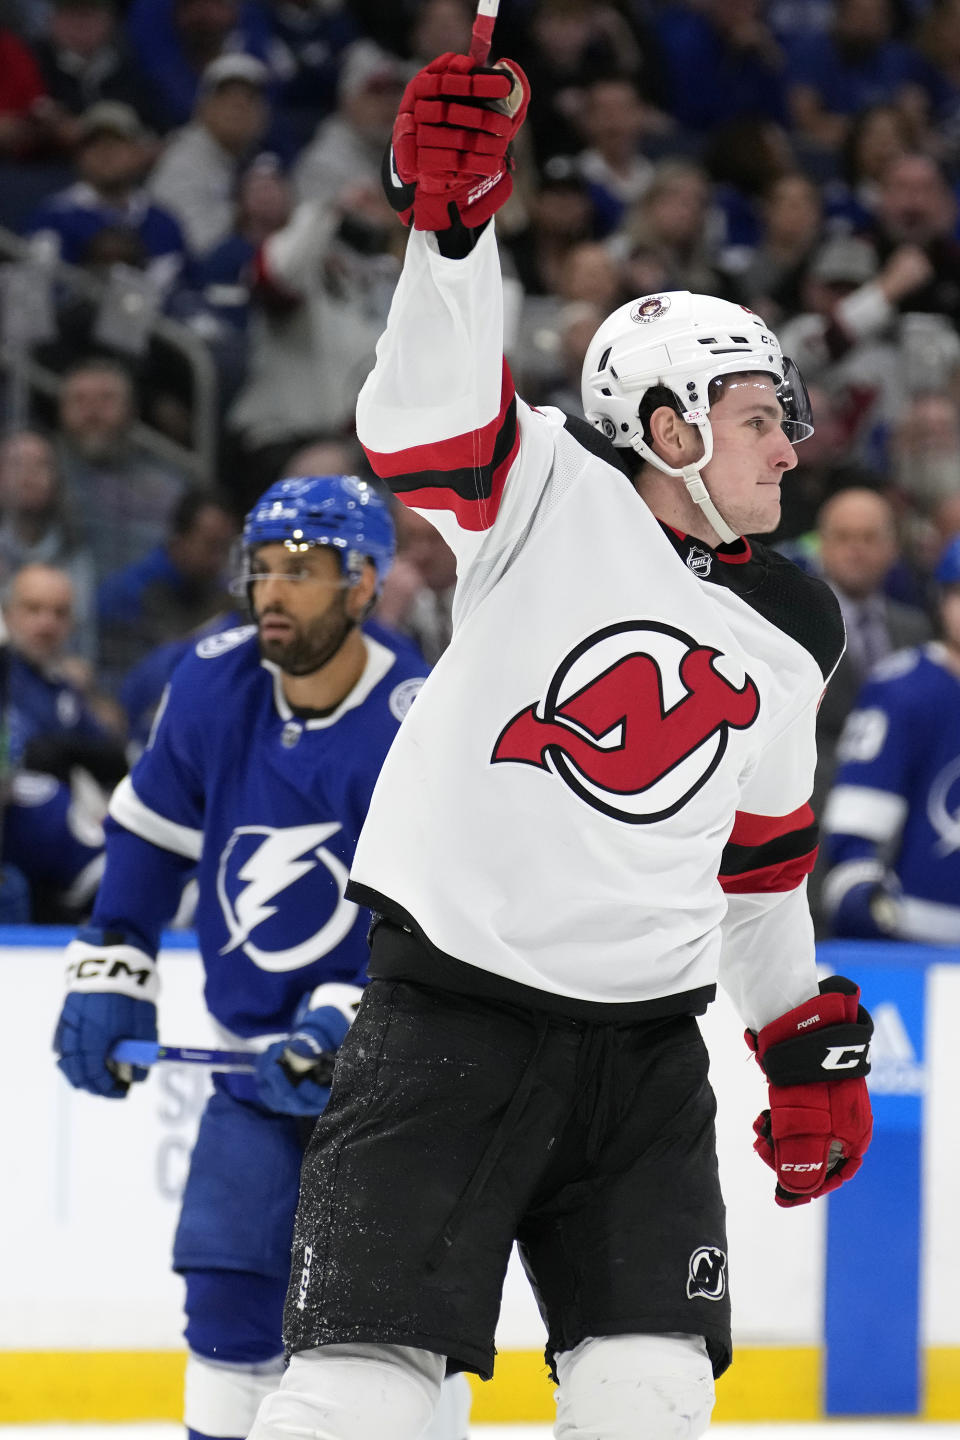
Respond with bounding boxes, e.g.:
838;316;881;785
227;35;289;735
822;534;960;943
250;52;875;1440
52;475;470;1440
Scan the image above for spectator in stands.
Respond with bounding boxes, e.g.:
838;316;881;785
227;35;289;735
825;102;916;230
279;435;363;480
126;0;272;132
56;357;186;582
621;159;723;297
927;488;960;588
97;490;236;688
149;54;270;257
501;157;598;299
866;151;960;331
728;171;824;321
180;152;289;403
225;178;400;507
408;0;472;66
0;26;46;157
618;240;672;311
31;0;155;145
513;239;622;398
704;114;796;253
0;558;125;918
914;0;960;166
889;391;960;514
293;40;407;209
786;0;926;155
573;77;654;236
804;485;933;928
0;430;96;659
654;0;788;135
814;487;932;802
192;151;293;310
505;0;663;168
24;101;187;292
2;562;116;763
777;233;935;465
537;299;604;417
263;0;359;150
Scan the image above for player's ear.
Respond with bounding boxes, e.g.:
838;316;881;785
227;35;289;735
348;560;378;620
648;404;699;463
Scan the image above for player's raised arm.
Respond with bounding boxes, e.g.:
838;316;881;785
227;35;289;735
356;51;529;541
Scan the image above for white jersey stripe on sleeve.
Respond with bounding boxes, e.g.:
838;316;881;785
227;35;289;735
822;784;907;842
109;775;204;860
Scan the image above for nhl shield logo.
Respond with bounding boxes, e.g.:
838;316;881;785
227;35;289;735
686;1246;727;1301
686;544;713;578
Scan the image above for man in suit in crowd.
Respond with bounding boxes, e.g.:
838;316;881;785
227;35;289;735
810;487;932;925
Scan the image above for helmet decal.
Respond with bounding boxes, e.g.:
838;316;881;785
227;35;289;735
630;295;671;324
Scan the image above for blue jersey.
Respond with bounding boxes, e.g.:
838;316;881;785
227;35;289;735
823;644;960;944
3;770;105;918
92;626;428;1036
5;650;111;767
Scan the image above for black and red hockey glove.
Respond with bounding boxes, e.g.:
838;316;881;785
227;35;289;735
746;976;873;1208
385;51;530;232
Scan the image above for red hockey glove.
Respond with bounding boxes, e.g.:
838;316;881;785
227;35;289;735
746;976;873;1208
386;51;530;232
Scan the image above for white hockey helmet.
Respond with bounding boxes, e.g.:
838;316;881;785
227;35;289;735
581;290;813;543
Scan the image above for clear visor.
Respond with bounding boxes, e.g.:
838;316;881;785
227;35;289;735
777;356;814;443
228;539;351;598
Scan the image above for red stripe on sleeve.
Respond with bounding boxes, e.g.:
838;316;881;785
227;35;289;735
363;358;516;479
719;845;819;895
399;426;521;531
728;802;815;848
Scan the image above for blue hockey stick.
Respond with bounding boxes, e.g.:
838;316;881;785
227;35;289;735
108;1039;337;1084
109;1040;256;1072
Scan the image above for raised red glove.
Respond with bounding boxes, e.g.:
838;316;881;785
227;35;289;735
746;976;873;1208
386;51;530;232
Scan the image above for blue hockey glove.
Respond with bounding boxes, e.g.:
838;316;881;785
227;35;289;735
255;983;362;1117
53;928;159;1098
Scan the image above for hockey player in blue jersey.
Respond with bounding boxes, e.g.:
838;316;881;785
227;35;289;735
823;534;960;944
52;474;470;1440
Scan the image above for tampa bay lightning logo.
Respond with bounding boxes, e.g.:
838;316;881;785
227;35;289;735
216;823;358;971
929;754;960;857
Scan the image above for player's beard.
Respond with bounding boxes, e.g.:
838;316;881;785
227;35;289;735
257;594;357;676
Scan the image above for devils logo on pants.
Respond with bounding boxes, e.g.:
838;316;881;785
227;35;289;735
492;621;760;823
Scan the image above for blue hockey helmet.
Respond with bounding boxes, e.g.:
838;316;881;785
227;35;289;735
935;535;960;589
242;474;395;588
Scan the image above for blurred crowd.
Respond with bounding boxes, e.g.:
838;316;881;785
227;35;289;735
1;0;960;932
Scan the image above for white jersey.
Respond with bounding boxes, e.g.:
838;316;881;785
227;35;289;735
350;225;844;1031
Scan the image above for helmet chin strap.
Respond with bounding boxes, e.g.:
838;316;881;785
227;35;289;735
680;463;740;546
629;425;741;546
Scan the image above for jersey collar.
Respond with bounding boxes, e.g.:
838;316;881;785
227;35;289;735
263;633;396;728
657;520;753;579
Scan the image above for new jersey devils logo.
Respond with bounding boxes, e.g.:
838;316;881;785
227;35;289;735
686;1245;727;1301
491;621;760;823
